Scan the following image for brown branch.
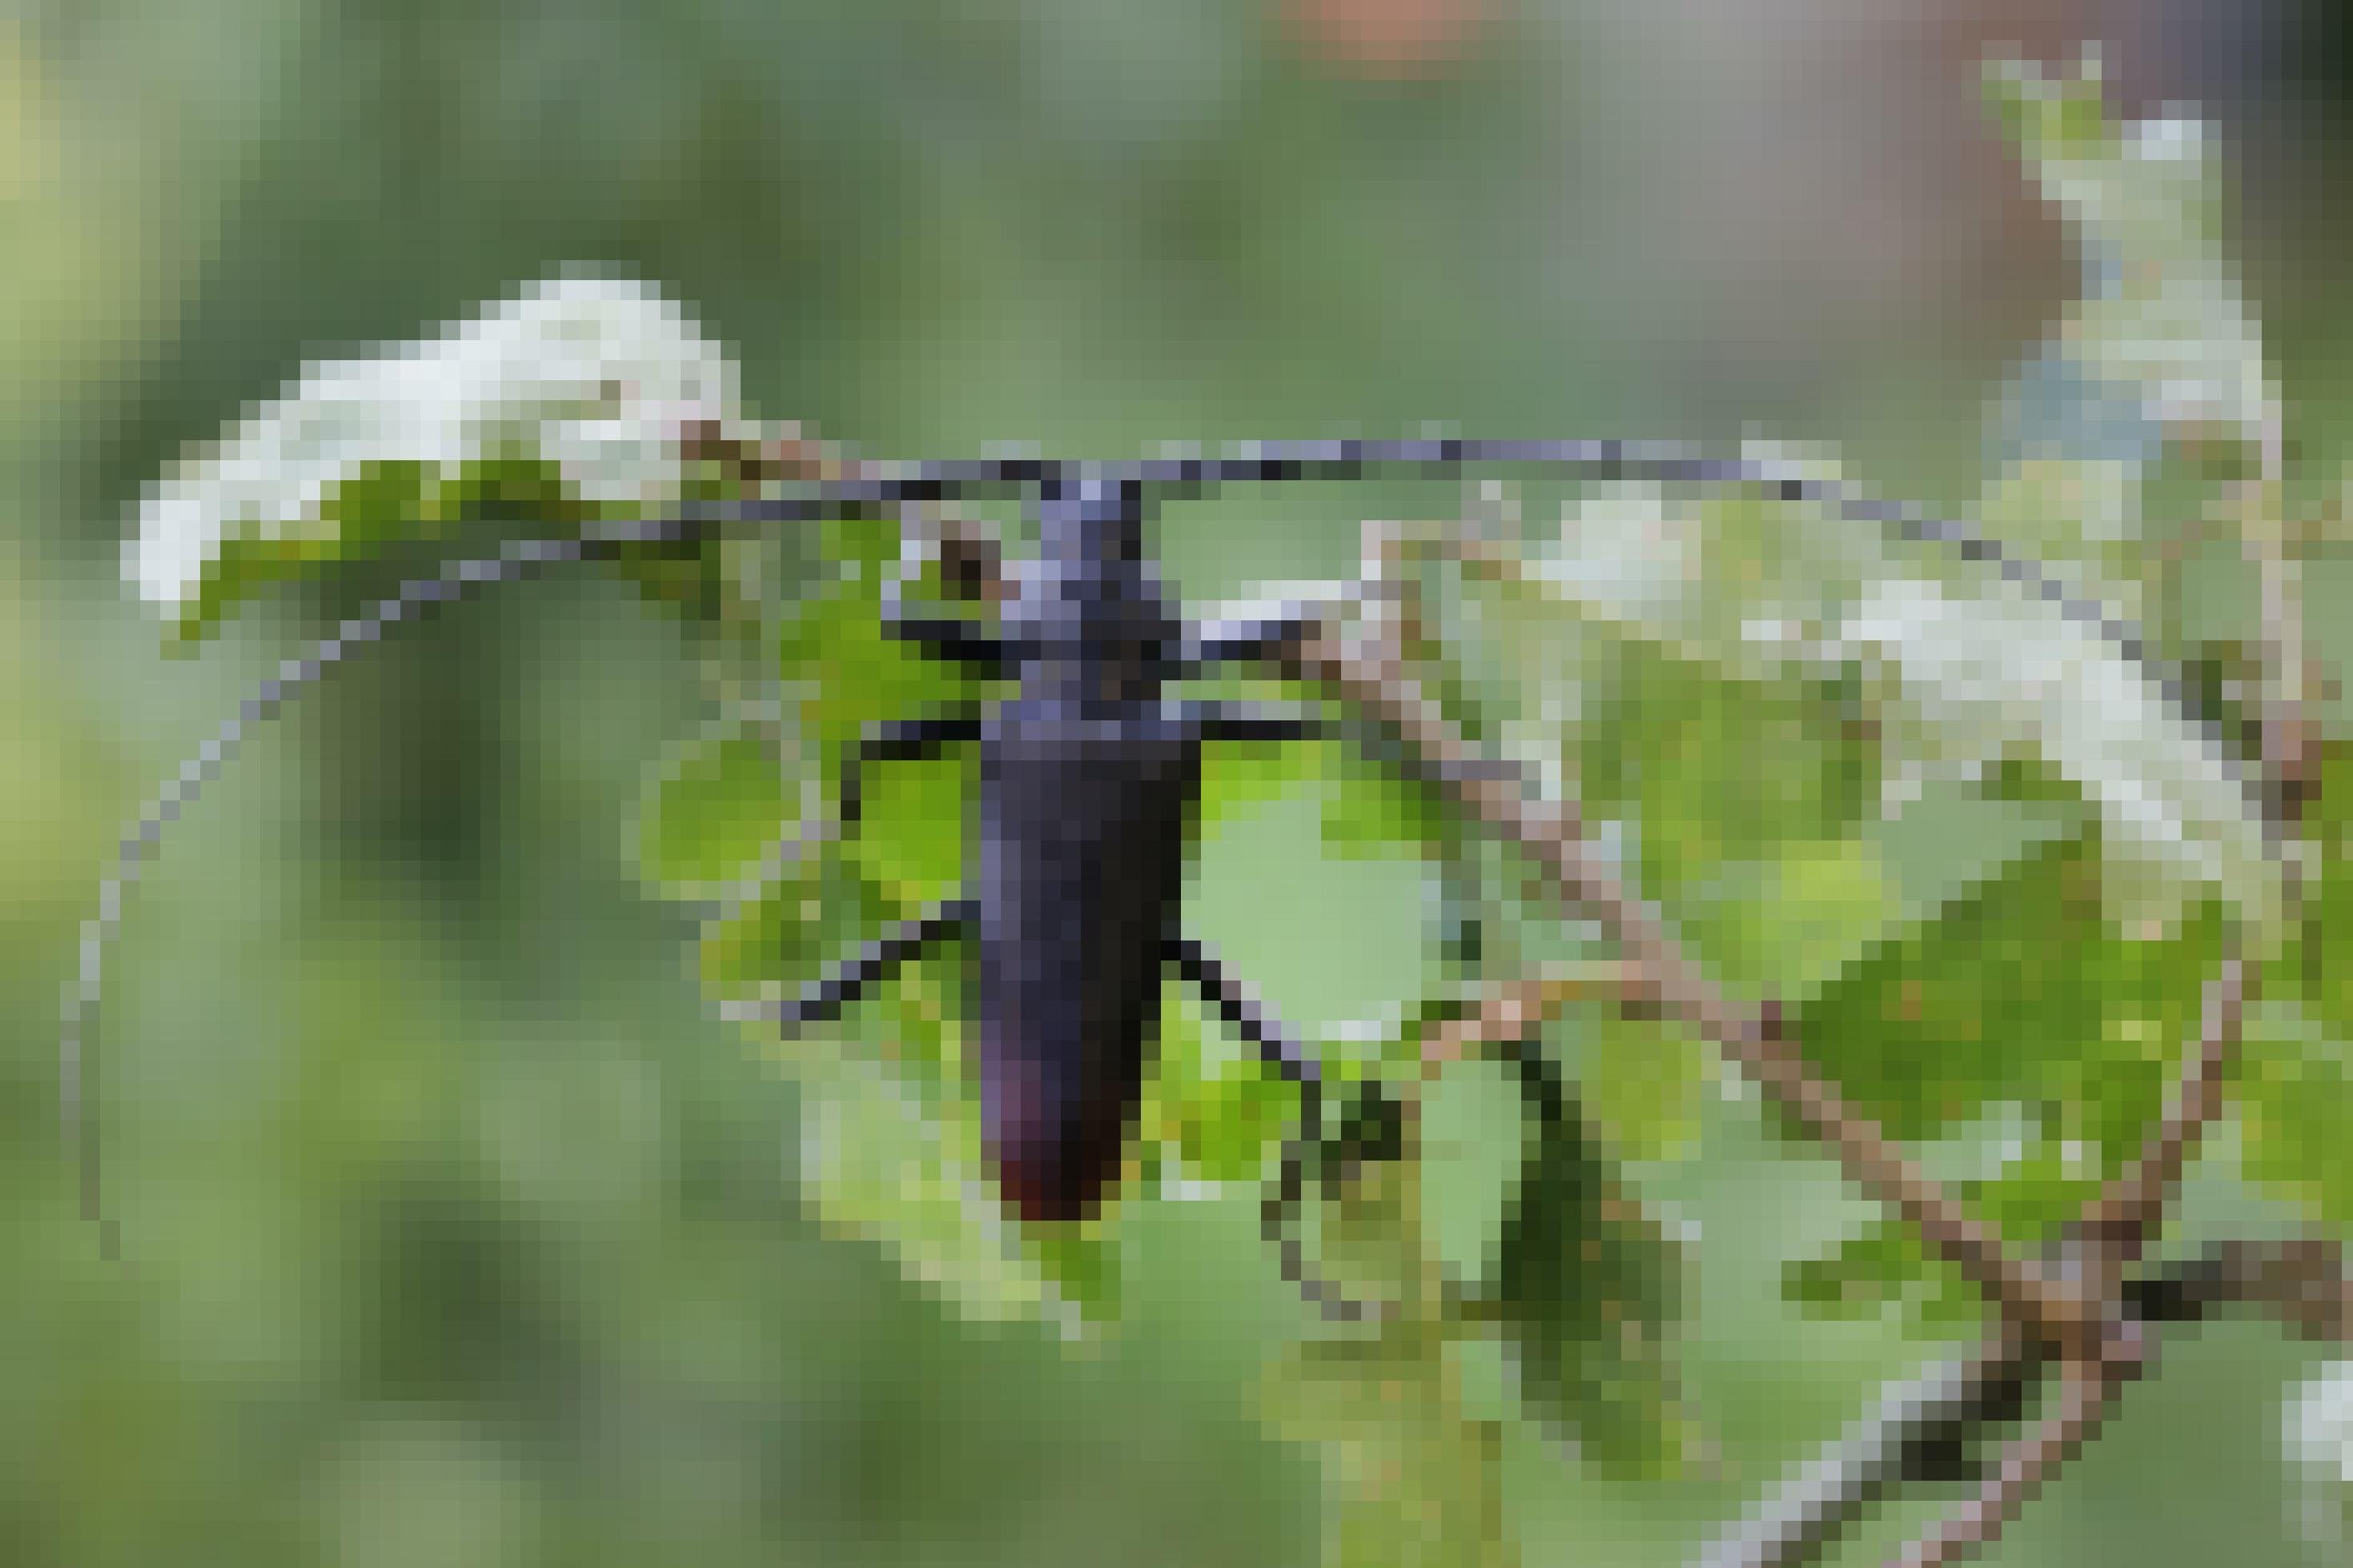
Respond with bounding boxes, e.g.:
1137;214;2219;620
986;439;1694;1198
1283;523;2088;1354
1311;492;2311;1568
2130;1237;2353;1344
2218;1237;2353;1342
1333;518;2283;1568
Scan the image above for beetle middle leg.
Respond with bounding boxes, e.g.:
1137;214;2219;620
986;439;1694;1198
838;708;985;832
1179;700;1323;746
1175;608;1323;675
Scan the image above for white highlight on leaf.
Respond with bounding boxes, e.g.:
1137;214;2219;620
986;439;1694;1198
126;271;742;608
2287;1361;2353;1544
1521;450;2276;932
1843;572;2275;932
2291;1362;2353;1484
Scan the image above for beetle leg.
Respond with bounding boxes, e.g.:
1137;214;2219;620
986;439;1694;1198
1167;933;1391;1324
725;897;976;1031
1174;608;1320;675
1166;934;1323;1090
841;708;984;833
1178;699;1323;746
881;575;1014;677
1198;700;1518;818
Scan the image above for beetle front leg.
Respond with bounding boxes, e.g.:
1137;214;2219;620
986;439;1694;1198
1174;608;1322;676
1191;696;1516;816
841;708;985;832
724;897;976;1031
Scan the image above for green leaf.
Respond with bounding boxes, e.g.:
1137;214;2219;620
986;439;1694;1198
1784;1217;1981;1330
694;833;902;1010
1488;1087;1688;1478
632;720;794;899
169;454;592;645
705;840;1125;1325
773;517;986;767
2235;1001;2353;1231
1783;1113;2106;1332
846;748;974;908
1319;740;1457;863
1197;724;1325;842
1301;1142;1431;1324
1416;1057;1533;1293
1867;768;2084;927
1547;1009;1711;1169
1143;980;1303;1187
1263;1319;1516;1568
1570;651;1881;921
1791;828;2230;1152
1672;837;1900;1003
793;1049;1120;1327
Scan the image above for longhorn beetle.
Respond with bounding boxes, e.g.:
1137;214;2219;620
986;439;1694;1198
68;437;2160;1314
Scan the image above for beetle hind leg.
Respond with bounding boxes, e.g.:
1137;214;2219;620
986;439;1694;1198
1167;933;1395;1325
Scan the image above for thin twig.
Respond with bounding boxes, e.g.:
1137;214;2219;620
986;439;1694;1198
2074;949;2251;1268
1885;447;2322;1568
1324;517;2284;1568
1694;1338;2035;1568
2064;449;2300;1272
2143;1237;2353;1344
1890;1361;2114;1568
1414;961;1661;1073
1705;1235;2353;1568
1283;523;2089;1353
679;419;1014;601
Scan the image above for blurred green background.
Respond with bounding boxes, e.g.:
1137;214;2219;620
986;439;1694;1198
6;3;2351;1565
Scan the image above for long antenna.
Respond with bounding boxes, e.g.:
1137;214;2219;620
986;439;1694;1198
69;439;2194;1251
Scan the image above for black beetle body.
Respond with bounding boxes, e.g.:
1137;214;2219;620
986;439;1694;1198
820;472;1317;1224
976;696;1196;1220
975;477;1199;1220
